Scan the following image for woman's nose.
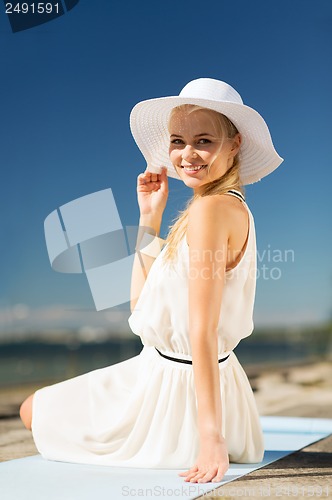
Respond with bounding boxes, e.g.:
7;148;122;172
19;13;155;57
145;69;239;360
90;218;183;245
182;145;198;161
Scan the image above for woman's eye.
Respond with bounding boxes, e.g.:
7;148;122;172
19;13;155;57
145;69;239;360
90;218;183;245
170;139;184;145
197;138;211;144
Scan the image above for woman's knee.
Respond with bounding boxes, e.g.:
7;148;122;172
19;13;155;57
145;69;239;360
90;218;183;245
19;393;34;431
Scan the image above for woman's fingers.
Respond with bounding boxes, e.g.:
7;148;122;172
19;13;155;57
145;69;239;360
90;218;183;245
140;167;167;179
179;465;205;482
139;182;161;191
138;170;152;184
159;166;168;192
212;470;225;483
178;465;226;484
137;167;167;191
197;468;222;483
178;465;198;477
185;469;215;482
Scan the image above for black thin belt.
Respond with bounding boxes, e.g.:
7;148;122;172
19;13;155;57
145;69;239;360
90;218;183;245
155;347;230;365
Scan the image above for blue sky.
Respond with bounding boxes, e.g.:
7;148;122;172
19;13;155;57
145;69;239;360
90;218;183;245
0;0;331;335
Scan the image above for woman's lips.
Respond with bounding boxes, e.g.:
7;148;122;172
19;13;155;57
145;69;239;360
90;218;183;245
181;165;207;175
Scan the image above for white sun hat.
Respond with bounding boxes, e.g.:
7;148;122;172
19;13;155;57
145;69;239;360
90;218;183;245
130;78;284;185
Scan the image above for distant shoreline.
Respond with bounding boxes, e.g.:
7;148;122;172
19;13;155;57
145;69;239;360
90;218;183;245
1;330;331;388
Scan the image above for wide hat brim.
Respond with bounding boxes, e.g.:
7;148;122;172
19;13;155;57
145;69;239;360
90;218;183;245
130;79;284;185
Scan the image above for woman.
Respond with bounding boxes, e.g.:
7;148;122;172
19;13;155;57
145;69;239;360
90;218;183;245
20;78;283;484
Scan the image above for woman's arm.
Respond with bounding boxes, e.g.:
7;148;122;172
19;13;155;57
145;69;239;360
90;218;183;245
130;168;168;312
179;195;234;483
130;214;163;312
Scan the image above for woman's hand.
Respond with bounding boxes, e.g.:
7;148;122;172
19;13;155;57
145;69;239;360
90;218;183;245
137;167;168;217
178;435;229;484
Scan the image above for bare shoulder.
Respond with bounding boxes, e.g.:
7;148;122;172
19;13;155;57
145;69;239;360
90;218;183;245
187;195;232;248
187;194;249;269
188;193;247;228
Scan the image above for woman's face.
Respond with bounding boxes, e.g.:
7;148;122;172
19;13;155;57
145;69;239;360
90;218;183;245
168;108;240;194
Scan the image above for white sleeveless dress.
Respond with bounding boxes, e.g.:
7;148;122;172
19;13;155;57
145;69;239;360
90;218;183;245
31;190;265;468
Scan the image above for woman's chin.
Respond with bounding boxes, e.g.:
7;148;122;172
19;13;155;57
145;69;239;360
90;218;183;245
181;178;203;189
176;169;205;187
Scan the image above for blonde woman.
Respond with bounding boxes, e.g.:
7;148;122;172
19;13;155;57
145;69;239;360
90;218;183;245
20;78;283;484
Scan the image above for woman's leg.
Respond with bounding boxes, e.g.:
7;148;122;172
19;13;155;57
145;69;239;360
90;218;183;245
19;393;34;431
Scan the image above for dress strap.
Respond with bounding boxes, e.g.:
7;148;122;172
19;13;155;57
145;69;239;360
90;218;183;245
225;189;245;203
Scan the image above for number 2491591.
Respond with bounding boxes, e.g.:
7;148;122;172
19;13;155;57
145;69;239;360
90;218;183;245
6;3;60;14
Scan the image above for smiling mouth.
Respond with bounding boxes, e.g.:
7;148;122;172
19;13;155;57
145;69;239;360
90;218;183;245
181;165;208;172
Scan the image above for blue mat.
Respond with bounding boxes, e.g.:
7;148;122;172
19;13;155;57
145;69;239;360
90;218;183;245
1;416;331;500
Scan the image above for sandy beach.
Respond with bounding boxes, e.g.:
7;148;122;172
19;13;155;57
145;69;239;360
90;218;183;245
1;358;331;499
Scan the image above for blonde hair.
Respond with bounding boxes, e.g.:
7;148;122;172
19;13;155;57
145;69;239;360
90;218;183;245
163;104;244;263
